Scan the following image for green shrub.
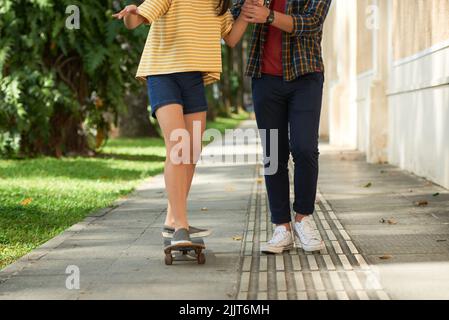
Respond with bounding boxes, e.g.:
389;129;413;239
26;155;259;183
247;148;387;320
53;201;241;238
0;0;147;156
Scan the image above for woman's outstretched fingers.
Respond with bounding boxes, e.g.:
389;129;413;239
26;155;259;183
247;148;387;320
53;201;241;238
112;8;127;19
112;10;123;19
112;5;138;19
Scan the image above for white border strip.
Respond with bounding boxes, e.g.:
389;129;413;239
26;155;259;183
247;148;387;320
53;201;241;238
393;38;449;67
387;76;449;96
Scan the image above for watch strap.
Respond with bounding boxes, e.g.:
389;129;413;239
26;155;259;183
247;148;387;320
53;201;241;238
266;9;275;25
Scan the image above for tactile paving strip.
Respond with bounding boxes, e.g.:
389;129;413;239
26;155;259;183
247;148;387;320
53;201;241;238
237;164;390;300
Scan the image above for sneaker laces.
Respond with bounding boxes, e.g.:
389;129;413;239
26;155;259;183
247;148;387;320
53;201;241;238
299;218;320;240
269;227;289;244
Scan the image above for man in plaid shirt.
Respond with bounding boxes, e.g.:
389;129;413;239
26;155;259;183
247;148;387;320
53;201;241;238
231;0;332;254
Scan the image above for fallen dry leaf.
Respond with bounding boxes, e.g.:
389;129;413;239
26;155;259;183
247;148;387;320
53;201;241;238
379;255;393;260
232;236;243;241
20;198;33;206
256;178;263;184
415;200;429;207
201;207;208;212
380;218;397;225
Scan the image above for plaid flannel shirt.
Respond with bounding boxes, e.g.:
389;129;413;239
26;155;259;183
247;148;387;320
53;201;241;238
231;0;332;81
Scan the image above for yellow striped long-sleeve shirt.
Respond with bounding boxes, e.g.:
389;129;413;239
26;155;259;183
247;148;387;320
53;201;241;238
136;0;234;85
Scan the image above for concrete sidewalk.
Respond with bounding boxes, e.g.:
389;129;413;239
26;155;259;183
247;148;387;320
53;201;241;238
1;120;448;300
318;145;449;300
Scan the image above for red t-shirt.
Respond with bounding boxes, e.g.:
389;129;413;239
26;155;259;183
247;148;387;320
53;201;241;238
261;0;286;76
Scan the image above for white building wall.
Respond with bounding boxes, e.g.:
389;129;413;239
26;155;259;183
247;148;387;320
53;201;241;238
356;72;375;152
323;0;449;188
388;43;449;188
327;0;358;149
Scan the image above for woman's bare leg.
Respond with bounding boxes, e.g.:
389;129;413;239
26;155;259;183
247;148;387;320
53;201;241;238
184;111;207;195
156;104;190;230
165;111;207;227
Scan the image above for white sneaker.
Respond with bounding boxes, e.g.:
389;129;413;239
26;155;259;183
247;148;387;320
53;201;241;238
261;226;294;254
294;216;324;252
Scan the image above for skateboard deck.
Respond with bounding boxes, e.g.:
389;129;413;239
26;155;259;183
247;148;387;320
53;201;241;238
163;237;206;265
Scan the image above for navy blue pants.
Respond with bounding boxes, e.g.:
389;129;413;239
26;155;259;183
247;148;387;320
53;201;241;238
252;73;324;224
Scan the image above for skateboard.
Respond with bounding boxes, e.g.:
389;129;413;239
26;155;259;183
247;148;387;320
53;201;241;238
163;237;206;265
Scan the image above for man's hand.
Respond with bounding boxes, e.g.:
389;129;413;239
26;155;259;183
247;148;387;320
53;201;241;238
112;4;139;19
242;1;270;24
251;0;266;6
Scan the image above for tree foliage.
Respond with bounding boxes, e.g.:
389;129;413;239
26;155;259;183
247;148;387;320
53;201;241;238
0;0;148;156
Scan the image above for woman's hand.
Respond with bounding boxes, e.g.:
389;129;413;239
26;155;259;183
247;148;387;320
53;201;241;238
112;4;146;29
112;4;139;20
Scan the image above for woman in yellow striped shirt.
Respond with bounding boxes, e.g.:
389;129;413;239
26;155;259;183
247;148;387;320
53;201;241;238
113;0;249;245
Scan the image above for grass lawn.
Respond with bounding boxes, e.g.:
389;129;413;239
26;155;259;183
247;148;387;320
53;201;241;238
0;113;248;269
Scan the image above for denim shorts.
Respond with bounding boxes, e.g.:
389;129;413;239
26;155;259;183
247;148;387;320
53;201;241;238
146;72;208;119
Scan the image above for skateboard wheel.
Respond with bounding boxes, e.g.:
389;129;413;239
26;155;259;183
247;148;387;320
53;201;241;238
165;253;173;265
197;252;206;265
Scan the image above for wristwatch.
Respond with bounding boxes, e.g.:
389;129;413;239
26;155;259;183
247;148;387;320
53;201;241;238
266;9;275;25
